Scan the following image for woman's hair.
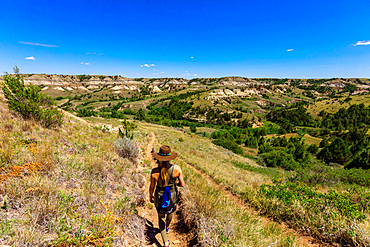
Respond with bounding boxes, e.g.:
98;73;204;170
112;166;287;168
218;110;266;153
159;161;170;186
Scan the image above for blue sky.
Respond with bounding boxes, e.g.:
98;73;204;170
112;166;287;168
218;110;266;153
1;0;370;78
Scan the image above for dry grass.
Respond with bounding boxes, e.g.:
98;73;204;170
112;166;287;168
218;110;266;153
302;134;322;146
307;95;370;118
175;159;301;247
0;99;148;246
140;122;271;195
265;133;322;146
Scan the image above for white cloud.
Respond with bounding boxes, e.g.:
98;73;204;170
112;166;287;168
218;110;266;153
25;56;35;60
287;49;293;52
160;72;164;73
80;62;84;64
19;41;58;47
84;63;89;65
191;57;193;59
141;63;155;68
86;52;103;55
355;40;370;46
194;74;198;76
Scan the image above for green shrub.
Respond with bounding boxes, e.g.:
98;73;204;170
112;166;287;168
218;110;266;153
259;182;369;245
291;164;370;187
118;118;137;140
245;136;258;148
1;68;63;128
318;138;351;165
76;108;96;117
307;144;319;154
319;138;328;148
212;139;243;155
136;108;146;121
346;148;370;169
260;150;299;170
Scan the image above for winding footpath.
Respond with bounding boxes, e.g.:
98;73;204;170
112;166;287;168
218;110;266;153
138;132;193;247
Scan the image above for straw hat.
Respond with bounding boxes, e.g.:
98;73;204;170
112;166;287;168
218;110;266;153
152;145;178;161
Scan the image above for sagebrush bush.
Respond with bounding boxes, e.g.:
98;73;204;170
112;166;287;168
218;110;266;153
1;68;63;128
114;137;139;162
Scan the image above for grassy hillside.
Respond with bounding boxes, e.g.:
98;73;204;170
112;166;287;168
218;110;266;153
3;73;370;246
0;93;150;246
137;121;370;246
89;117;311;246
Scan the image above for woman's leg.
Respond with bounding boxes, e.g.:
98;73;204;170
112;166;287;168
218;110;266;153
166;212;173;228
158;213;168;245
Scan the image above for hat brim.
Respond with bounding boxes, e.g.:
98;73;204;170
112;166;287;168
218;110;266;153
152;152;178;161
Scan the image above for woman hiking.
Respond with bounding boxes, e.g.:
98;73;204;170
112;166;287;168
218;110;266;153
149;145;185;247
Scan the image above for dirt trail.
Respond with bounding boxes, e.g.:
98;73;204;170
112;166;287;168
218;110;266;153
137;132;193;247
144;132;335;247
62;110;90;125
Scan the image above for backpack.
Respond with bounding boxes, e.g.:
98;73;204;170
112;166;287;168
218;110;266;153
157;186;177;214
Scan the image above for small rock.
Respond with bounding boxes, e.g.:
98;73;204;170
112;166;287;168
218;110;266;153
172;240;181;245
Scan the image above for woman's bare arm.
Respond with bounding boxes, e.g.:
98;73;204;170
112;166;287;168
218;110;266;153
175;166;185;187
149;171;157;203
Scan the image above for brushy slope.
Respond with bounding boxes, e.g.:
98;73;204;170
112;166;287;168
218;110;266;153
0;93;148;246
137;121;370;246
176;160;301;247
135;122;309;247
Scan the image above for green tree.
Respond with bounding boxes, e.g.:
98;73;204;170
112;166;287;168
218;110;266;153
136;108;146;121
260;150;299;170
319;138;328;148
212;139;243;155
346;148;370;169
1;66;63;128
307;144;319;154
317;138;351;165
